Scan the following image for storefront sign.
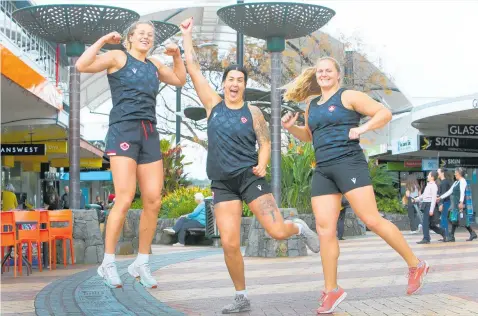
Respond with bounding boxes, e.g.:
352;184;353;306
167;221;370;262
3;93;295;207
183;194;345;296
419;136;478;153
45;141;68;154
50;158;103;169
404;160;422;168
1;144;45;156
422;158;439;171
392;136;418;155
448;124;478;136
387;161;422;172
439;157;478;168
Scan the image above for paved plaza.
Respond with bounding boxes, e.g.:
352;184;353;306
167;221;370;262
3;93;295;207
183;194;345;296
1;230;478;315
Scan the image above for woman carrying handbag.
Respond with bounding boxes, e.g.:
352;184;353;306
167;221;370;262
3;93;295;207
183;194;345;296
438;167;477;242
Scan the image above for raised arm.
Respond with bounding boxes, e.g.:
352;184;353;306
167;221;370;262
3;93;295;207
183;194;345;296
180;18;222;116
75;32;123;73
281;98;313;142
148;43;186;87
249;105;271;178
343;90;392;139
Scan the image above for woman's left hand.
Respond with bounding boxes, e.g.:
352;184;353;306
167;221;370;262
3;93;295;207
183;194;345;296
459;202;464;210
349;126;366;140
164;43;180;57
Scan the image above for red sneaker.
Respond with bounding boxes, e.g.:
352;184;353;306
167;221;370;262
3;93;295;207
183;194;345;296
316;287;347;314
407;259;430;295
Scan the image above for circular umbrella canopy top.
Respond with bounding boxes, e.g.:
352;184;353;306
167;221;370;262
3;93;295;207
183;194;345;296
217;2;335;40
184;107;207;121
13;4;139;44
105;20;180;51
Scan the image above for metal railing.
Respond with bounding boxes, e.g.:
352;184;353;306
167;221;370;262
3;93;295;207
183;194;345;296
0;0;69;106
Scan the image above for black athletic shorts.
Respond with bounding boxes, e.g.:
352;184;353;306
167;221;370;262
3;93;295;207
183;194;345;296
105;120;162;164
311;152;372;197
211;167;271;204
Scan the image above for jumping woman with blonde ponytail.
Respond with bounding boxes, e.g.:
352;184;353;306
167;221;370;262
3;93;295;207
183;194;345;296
76;21;186;289
282;56;429;314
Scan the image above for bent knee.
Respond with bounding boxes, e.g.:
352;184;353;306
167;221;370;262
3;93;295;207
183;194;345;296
221;238;240;254
362;215;382;231
142;195;162;211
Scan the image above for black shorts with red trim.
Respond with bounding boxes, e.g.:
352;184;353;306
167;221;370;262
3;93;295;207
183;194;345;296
105;120;162;164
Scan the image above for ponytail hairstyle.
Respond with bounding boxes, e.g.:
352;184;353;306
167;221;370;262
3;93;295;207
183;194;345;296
283;56;341;103
122;21;155;54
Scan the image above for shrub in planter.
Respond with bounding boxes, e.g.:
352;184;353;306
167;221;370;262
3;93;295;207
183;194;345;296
160;186;212;219
376;196;406;214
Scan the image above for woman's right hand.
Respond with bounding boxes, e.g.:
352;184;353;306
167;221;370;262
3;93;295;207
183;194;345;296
101;31;122;45
281;111;299;129
180;17;194;35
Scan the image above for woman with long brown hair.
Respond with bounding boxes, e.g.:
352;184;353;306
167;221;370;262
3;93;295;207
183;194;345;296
404;174;422;233
282;56;428;313
76;21;186;289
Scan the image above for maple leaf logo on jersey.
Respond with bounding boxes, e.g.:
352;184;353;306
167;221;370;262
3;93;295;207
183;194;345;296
328;105;336;112
241;117;248;124
120;142;130;151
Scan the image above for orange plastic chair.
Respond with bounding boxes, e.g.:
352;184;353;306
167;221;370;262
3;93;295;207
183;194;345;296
14;211;42;274
39;211;51;270
1;212;17;277
48;210;75;269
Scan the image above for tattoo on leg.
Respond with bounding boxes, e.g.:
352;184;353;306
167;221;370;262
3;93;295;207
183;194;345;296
259;197;278;222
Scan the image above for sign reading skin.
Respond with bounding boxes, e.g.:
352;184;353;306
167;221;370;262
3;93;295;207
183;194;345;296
448;124;478;137
420;136;478;153
1;144;46;155
439;157;478;168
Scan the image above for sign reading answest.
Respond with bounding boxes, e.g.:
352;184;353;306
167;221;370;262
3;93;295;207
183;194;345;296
448;124;478;136
419;136;478;153
1;144;46;156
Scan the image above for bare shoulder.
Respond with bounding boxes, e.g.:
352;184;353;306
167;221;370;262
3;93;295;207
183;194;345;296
248;104;262;116
147;56;162;68
341;89;373;110
108;50;127;73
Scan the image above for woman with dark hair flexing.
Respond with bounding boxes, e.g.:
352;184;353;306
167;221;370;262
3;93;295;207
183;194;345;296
282;56;429;314
76;21;186;289
180;17;319;314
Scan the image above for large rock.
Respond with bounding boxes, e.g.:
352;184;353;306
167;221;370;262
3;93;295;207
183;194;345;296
382;213;410;231
55;210;105;265
84;245;101;264
245;208;308;258
116;241;134;255
154;218;175;244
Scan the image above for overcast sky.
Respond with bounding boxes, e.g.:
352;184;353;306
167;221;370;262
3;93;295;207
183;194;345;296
32;0;478;179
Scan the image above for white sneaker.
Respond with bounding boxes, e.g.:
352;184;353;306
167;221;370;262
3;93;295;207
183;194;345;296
97;262;122;288
163;228;176;235
128;262;158;289
172;242;185;247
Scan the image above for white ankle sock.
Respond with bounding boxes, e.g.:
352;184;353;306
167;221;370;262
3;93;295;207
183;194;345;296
236;289;247;298
295;223;303;235
135;253;149;265
102;253;115;265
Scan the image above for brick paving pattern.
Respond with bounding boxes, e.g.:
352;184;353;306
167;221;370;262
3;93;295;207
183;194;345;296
1;232;477;315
